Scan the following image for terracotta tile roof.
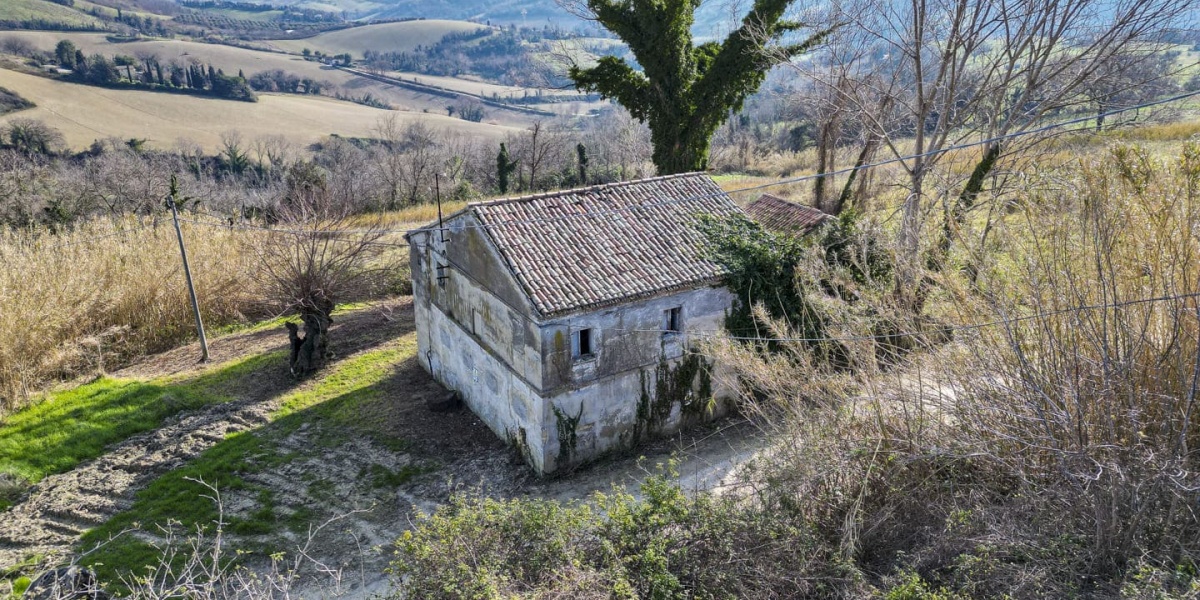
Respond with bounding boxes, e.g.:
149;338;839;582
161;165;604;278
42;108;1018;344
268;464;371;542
470;173;744;317
745;193;831;235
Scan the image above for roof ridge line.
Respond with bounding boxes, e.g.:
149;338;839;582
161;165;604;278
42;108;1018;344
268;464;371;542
466;172;710;209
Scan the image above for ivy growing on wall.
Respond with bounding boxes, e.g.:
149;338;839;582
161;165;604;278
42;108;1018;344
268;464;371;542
552;404;584;468
635;353;713;444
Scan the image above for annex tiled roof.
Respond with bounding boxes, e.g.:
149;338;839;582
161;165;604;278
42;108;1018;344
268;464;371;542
470;173;744;317
745;193;831;235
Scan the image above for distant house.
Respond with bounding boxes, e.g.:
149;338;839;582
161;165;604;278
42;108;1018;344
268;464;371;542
406;173;743;474
745;193;831;236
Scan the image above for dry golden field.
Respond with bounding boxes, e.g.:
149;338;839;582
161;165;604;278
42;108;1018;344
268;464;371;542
263;19;484;57
0;68;522;152
0;32;545;126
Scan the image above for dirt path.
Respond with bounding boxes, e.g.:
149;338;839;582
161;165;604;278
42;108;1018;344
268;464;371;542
0;395;277;568
0;297;767;594
0;300;409;570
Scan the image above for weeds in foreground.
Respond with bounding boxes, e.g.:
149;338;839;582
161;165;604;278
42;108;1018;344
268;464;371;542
386;145;1200;598
42;479;368;599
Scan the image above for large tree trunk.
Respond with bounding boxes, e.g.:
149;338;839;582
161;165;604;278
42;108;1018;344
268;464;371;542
832;132;881;215
813;117;840;212
910;143;1002;313
928;143;1001;273
651;122;713;175
286;297;334;376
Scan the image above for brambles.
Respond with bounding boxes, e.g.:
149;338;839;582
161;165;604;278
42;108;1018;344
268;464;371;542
388;145;1200;598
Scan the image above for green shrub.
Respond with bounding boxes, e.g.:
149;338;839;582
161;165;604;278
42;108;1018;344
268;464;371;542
390;473;853;599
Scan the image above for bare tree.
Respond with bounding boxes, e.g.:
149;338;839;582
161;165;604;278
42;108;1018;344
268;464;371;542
250;189;392;376
2;119;65;157
789;0;1192;303
510;121;566;191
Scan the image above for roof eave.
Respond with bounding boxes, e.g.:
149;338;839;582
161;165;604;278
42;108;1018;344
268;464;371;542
535;274;729;321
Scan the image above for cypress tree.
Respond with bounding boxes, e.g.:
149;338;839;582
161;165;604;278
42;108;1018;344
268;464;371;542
497;143;518;194
569;0;830;174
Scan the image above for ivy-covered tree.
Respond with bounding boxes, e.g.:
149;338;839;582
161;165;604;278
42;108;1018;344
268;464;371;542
569;0;827;174
576;143;588;185
497;143;518;194
54;40;76;68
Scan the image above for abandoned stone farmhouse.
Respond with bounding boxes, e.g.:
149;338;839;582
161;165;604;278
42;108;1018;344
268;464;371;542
406;173;744;474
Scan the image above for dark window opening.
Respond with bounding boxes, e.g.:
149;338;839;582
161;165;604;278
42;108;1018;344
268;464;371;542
572;328;594;359
664;307;682;333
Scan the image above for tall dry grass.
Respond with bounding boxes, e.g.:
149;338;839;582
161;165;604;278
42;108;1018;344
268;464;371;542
715;141;1200;596
0;218;265;412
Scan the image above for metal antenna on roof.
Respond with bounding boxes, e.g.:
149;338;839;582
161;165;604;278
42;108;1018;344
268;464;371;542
434;173;450;287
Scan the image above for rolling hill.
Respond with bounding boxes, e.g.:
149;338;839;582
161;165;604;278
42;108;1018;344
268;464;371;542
0;32;547;125
0;0;105;28
266;0;737;36
263;19;486;57
0;68;518;152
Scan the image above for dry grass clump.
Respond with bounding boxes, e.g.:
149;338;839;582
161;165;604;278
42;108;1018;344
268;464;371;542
712;142;1200;596
0;218;264;412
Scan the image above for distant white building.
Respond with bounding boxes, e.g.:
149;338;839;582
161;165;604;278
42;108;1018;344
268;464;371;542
406;173;744;474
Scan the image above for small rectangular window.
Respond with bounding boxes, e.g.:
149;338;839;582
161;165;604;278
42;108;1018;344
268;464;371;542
572;328;594;359
664;307;682;334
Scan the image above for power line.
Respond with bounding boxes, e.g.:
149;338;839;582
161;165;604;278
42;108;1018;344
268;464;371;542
173;216;412;248
424;208;1200;345
595;291;1200;344
22;87;1200;254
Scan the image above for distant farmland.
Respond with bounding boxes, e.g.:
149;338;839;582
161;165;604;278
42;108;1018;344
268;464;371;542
0;32;548;123
0;0;102;27
264;19;485;58
0;69;517;152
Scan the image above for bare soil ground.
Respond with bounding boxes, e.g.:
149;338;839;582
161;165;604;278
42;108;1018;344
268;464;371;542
0;298;764;594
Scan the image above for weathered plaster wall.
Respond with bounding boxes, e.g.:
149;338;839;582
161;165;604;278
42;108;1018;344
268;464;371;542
535;287;738;473
540;287;733;392
410;219;549;471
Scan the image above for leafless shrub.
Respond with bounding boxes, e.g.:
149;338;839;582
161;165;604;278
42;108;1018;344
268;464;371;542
2;119;65;157
716;143;1200;595
248;190;395;375
0;37;36;58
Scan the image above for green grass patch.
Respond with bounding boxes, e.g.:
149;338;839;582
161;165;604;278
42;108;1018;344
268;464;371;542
78;334;419;586
364;463;433;489
0;0;101;26
0;351;284;504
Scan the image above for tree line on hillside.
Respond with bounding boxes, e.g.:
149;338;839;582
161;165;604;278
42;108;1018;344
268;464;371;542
0;1;174;35
0;110;655;229
51;40;255;101
362;26;576;88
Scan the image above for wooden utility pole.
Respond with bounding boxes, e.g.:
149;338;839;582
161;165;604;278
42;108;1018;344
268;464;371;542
166;175;210;362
